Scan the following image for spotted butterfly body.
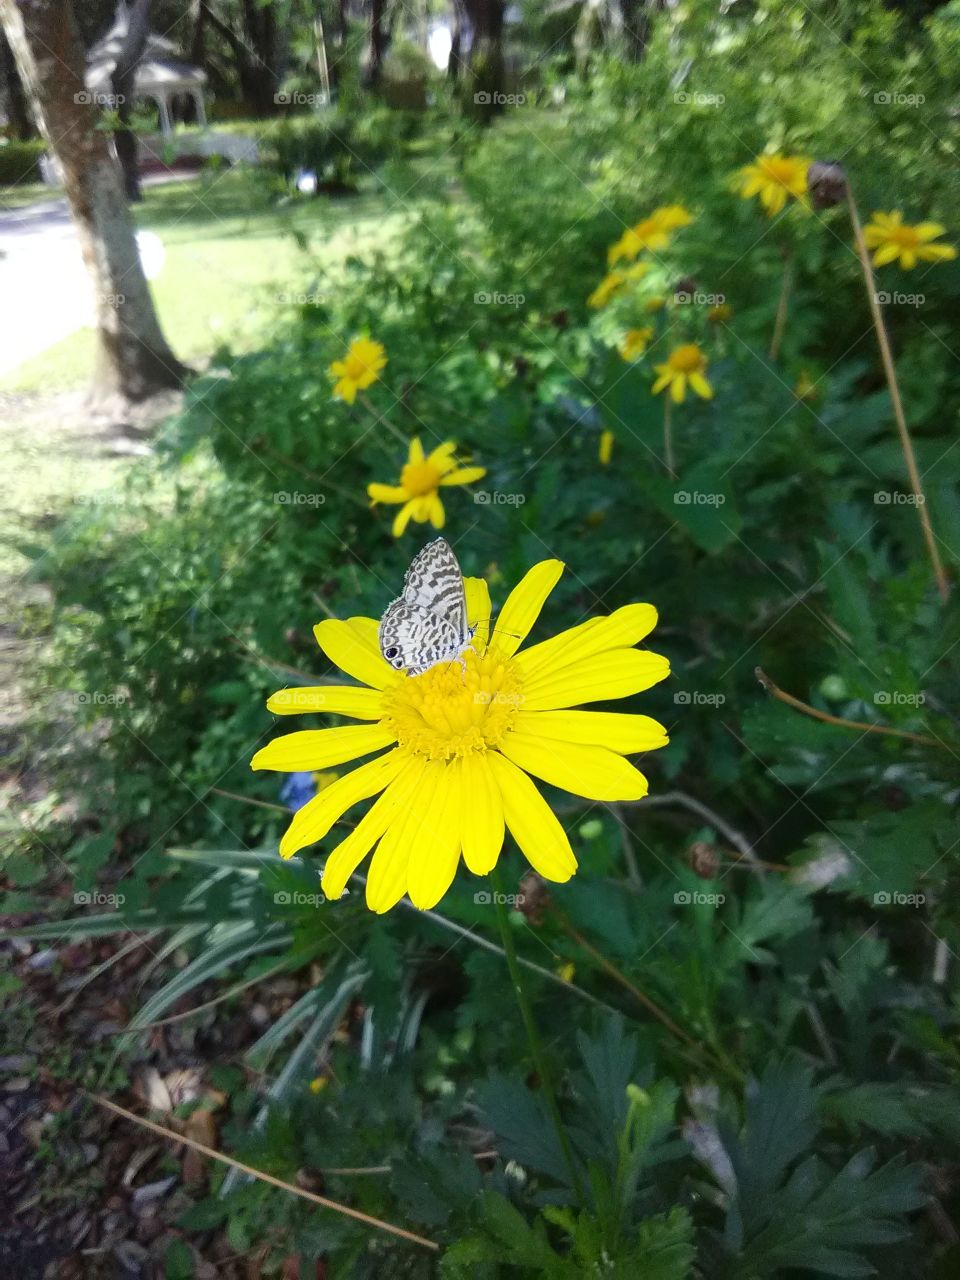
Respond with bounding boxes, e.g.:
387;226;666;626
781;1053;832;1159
379;539;475;676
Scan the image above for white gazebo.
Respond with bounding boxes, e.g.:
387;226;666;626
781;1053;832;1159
85;19;207;139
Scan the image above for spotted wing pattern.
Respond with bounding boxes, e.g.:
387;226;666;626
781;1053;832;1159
379;538;474;676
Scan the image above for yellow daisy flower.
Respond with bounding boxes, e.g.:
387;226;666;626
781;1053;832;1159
649;203;694;232
862;211;957;270
734;153;811;216
618;327;655;361
328;337;387;404
252;561;670;913
587;262;650;309
607;206;691;266
707;303;732;324
598;429;615;465
652;343;713;403
368;438;486;538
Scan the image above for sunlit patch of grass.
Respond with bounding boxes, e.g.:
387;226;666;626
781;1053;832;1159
0;168;407;395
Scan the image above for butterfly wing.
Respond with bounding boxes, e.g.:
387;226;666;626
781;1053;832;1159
401;538;469;642
379;599;462;676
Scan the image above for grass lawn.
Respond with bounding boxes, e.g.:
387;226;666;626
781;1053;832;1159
0;166;406;394
0;180;52;211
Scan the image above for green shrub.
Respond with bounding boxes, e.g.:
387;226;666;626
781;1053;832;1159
0;138;48;185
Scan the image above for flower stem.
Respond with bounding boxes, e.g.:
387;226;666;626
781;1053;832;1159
663;397;675;478
846;187;949;603
489;865;584;1201
769;249;792;361
756;666;947;749
359;392;410;448
551;904;745;1085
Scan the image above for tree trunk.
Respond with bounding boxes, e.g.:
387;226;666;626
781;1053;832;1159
0;22;32;136
463;0;504;121
240;0;282;113
361;0;390;91
448;0;466;81
111;0;152;203
0;0;188;405
203;0;282;116
619;0;655;61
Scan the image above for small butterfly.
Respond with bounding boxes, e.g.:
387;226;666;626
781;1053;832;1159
379;538;476;676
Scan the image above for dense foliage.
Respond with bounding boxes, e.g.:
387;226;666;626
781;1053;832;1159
8;1;960;1275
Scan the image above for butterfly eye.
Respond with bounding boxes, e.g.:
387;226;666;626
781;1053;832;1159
384;646;399;660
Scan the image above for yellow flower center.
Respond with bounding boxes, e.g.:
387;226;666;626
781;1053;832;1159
760;156;801;187
400;460;442;497
381;648;524;760
882;224;921;249
342;354;370;381
668;344;705;373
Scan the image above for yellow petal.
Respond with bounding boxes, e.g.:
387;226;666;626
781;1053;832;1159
428;493;446;529
487;752;577;882
407;762;462;910
439;466;487;486
515;603;658;680
366;760;440;913
459;752;504;874
513;709;668;752
651;371;672;395
392;500;416;537
689;372;713;400
266;686;383;719
464;576;492;648
489;559;564;658
408;437;425;466
500;732;649;801
521;648;670;711
321;757;424;898
426;440;458;470
670;374;686;404
367;483;408;505
314;618;398;690
872;242;900;267
920;243;957;261
279;749;405;859
251;724;394;773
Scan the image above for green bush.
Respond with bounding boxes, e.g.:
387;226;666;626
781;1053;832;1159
0;137;48;185
259;105;425;189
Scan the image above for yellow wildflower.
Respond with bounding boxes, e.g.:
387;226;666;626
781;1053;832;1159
618;327;655;361
253;559;670;913
862;211;957;270
368;438;485;538
652;343;713;403
587;262;650;309
734;153;811;216
328;337;387;404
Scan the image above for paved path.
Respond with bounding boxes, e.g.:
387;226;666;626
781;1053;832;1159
0;172;195;377
0;196;93;376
